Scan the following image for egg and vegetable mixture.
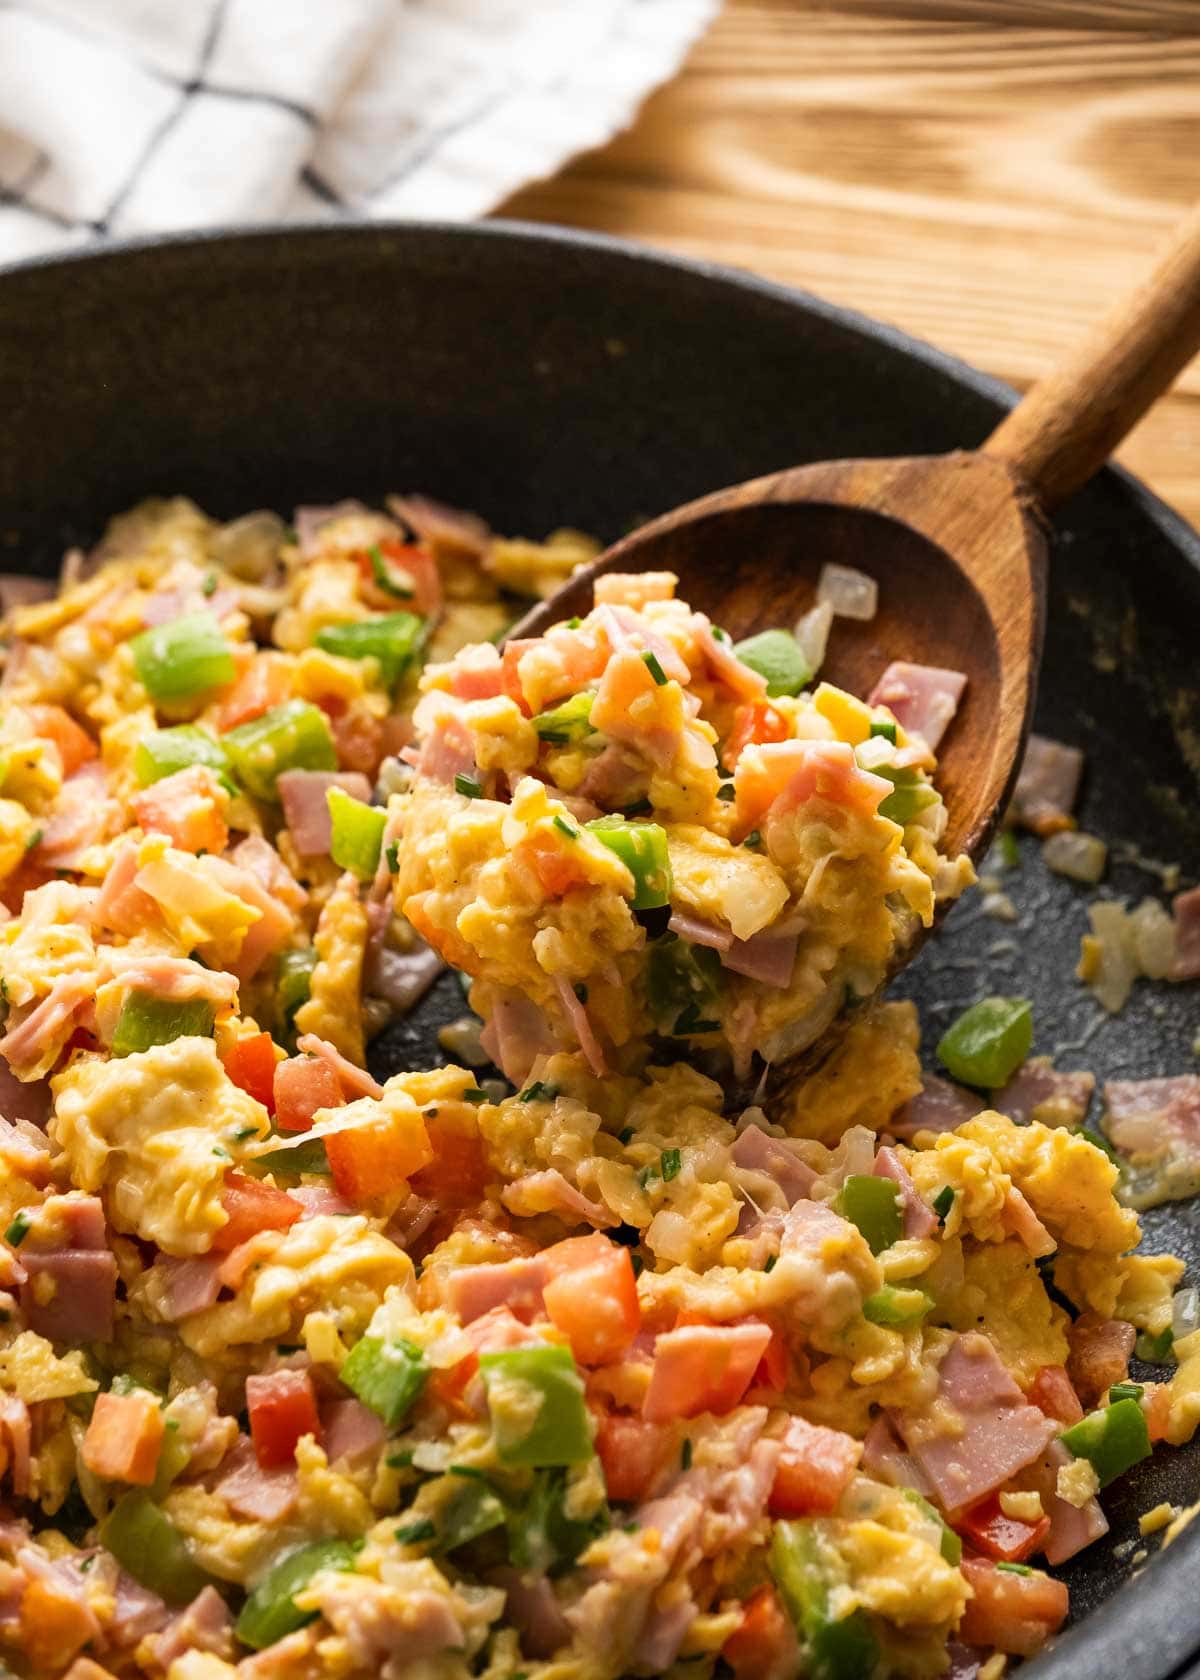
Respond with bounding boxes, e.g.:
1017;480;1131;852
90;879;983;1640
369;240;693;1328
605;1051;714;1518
0;495;1195;1680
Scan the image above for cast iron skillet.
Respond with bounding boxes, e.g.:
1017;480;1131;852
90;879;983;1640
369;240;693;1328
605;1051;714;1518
1;223;1198;1678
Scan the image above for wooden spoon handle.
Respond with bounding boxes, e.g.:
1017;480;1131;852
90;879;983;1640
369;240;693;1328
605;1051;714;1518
985;202;1200;511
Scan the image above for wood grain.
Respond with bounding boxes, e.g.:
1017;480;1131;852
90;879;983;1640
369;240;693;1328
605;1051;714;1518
498;0;1200;529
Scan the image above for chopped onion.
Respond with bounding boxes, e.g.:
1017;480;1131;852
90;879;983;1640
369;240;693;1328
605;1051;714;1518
855;736;895;771
437;1014;489;1067
817;563;878;621
793;601;833;677
1173;1286;1200;1339
1042;830;1108;884
210;511;287;581
1129;896;1177;980
1082;902;1138;1014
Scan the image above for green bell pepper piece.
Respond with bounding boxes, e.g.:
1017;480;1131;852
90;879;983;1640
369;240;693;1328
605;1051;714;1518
326;788;386;881
834;1176;902;1255
506;1466;609;1573
134;724;233;787
1136;1326;1175;1364
111;991;215;1057
129;612;236;705
937;996;1033;1089
877;767;940;826
437;1478;507;1554
1059;1396;1151;1488
340;1335;428;1428
868;719;897;744
862;1285;933;1327
100;1491;214;1606
770;1520;880;1680
276;946;317;1030
236;1538;358;1649
314;612;424;691
223;700;337;800
585;816;672;910
533;692;596;744
248;1137;331;1178
733;629;812;698
479;1344;593;1467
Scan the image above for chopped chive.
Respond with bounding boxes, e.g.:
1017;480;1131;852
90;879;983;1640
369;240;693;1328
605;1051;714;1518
742;829;762;849
932;1186;956;1225
1109;1382;1144;1403
621;798;653;818
4;1212;30;1248
461;1087;488;1104
631;1254;644;1279
518;1082;558;1104
454;773;483;799
448;1464;489;1480
202;572;218;598
386;1450;414;1469
394;1518;437;1546
869;719;896;743
385;840;400;873
638;1166;658;1189
660;1148;682;1182
996;1562;1033;1576
565;616;582;629
1000;829;1021;869
212;1146;231;1159
681;1438;693;1471
1136;1327;1175;1363
553;815;579;840
716;783;736;803
618;1126;635;1145
764;1253;778;1274
711;626;730;644
642;650;668;686
24;829;42;852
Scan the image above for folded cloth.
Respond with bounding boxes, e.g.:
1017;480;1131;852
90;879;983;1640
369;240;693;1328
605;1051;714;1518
0;0;718;264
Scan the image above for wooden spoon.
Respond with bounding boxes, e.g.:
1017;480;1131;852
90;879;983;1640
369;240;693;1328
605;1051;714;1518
511;204;1200;877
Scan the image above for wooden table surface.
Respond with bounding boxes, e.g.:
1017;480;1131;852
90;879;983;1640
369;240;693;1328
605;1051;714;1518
500;0;1200;529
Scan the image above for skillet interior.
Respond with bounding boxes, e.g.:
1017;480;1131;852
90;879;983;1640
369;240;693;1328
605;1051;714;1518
1;221;1198;1678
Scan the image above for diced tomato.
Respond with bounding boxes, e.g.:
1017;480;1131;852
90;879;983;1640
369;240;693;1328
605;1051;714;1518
723;700;791;770
768;1414;862;1517
541;1234;640;1366
513;828;590;898
1027;1363;1084;1426
595;1410;674;1503
217;1230;282;1290
80;1390;164;1487
221;1031;278;1112
643;1322;772;1422
246;1369;321;1468
324;1107;433;1206
361;538;443;619
958;1556;1068;1657
219;654;293;731
956;1493;1051;1563
722;1585;800;1680
500;641;537;716
1143;1381;1172;1443
0;857;56;915
754;1323;789;1392
274;1054;343;1133
409;1113;491;1207
18;1575;96;1673
26;705;97;777
213;1172;302;1252
132;765;228;854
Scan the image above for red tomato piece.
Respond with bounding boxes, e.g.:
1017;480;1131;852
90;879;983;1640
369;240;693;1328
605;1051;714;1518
723;700;791;770
958;1556;1069;1657
26;705;98;777
595;1411;674;1504
513;829;590;898
541;1234;640;1366
373;538;443;618
956;1494;1051;1564
500;641;537;716
221;1032;278;1113
409;1114;491;1207
324;1108;433;1206
329;706;384;777
768;1414;862;1517
1027;1363;1084;1426
273;1055;343;1133
642;1322;772;1422
1143;1381;1172;1443
213;1172;302;1253
219;654;293;731
753;1323;789;1392
246;1369;321;1469
722;1585;800;1680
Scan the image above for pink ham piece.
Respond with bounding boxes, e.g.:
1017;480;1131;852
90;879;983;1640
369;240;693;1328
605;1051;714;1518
23;1194;106;1252
0;1063;50;1128
406;710;477;786
447;644;505;701
215;1437;299;1522
479;990;558;1086
0;1116;52;1181
1067;1314;1136;1407
695;620;768;702
502;1169;614;1230
891;1334;1056;1517
553;975;606;1076
861;1412;933;1496
868;662;966;753
278;770;372;857
388;492;490;564
1170;884;1200;982
21;1249;118;1344
35;761;120;866
294;501;370;556
1104;1075;1200;1162
365;943;444;1014
92;838;157;938
1010;735;1083;833
150;1585;236;1668
230;834;308;912
288;1185;353;1220
642;1323;772;1422
198;854;294;982
991;1059;1094;1127
1001;1188;1056;1258
1020;1439;1109;1565
721;931;797;988
734;739;891;834
667;910;732;953
732;1125;817;1207
600;604;690;686
0;972;93;1077
321;1399;385;1465
99;951;238;1008
488;1567;571;1659
106;1569;172;1647
589;648;681;769
632;1596;697;1673
890;1075;983;1141
295;1033;382;1100
444;1258;548;1325
874;1147;938;1240
156;1255;224;1321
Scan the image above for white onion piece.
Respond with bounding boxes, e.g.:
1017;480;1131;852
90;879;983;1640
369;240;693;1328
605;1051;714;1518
437;1014;489;1067
1084;902;1138;1014
1173;1287;1200;1339
817;563;878;621
1130;897;1177;980
793;601;833;678
1042;830;1108;884
855;736;895;771
210;511;286;581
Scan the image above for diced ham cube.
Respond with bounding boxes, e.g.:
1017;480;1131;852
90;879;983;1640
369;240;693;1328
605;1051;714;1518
867;662;966;752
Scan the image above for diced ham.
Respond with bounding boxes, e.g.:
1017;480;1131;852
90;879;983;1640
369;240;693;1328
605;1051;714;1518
0;1063;50;1128
215;1437;299;1522
294;1033;382;1100
313;1575;465;1665
874;1147;938;1240
20;1249;117;1344
0;973;93;1077
92;838;158;938
22;1193;104;1251
695;621;768;702
107;1569;172;1647
0;574;55;612
488;1567;570;1659
734;739;891;834
277;770;373;857
890;1075;983;1141
721;931;798;989
860;1412;933;1495
892;1334;1055;1517
553;975;606;1076
156;1255;224;1320
99;951;239;1008
1020;1440;1109;1565
35;762;121;866
589;647;682;768
867;662;966;753
599;604;690;686
322;1399;385;1465
198;854;294;981
229;835;307;914
293;500;370;555
132;766;228;855
1067;1314;1135;1407
991;1059;1094;1128
667;910;732;953
388;492;490;564
502;1169;614;1230
444;1257;548;1325
0;1116;52;1186
1001;1187;1056;1258
632;1596;696;1672
1010;735;1083;834
149;1585;235;1668
0;1397;31;1498
288;1186;354;1220
731;1125;816;1208
478;990;558;1085
1104;1075;1200;1160
364;942;444;1014
406;693;477;786
1170;884;1200;982
642;1323;772;1422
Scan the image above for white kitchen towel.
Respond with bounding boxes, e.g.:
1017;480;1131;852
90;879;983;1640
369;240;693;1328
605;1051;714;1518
0;0;718;264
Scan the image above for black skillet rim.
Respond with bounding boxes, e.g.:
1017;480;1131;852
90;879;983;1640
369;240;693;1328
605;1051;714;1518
1;216;1198;1680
